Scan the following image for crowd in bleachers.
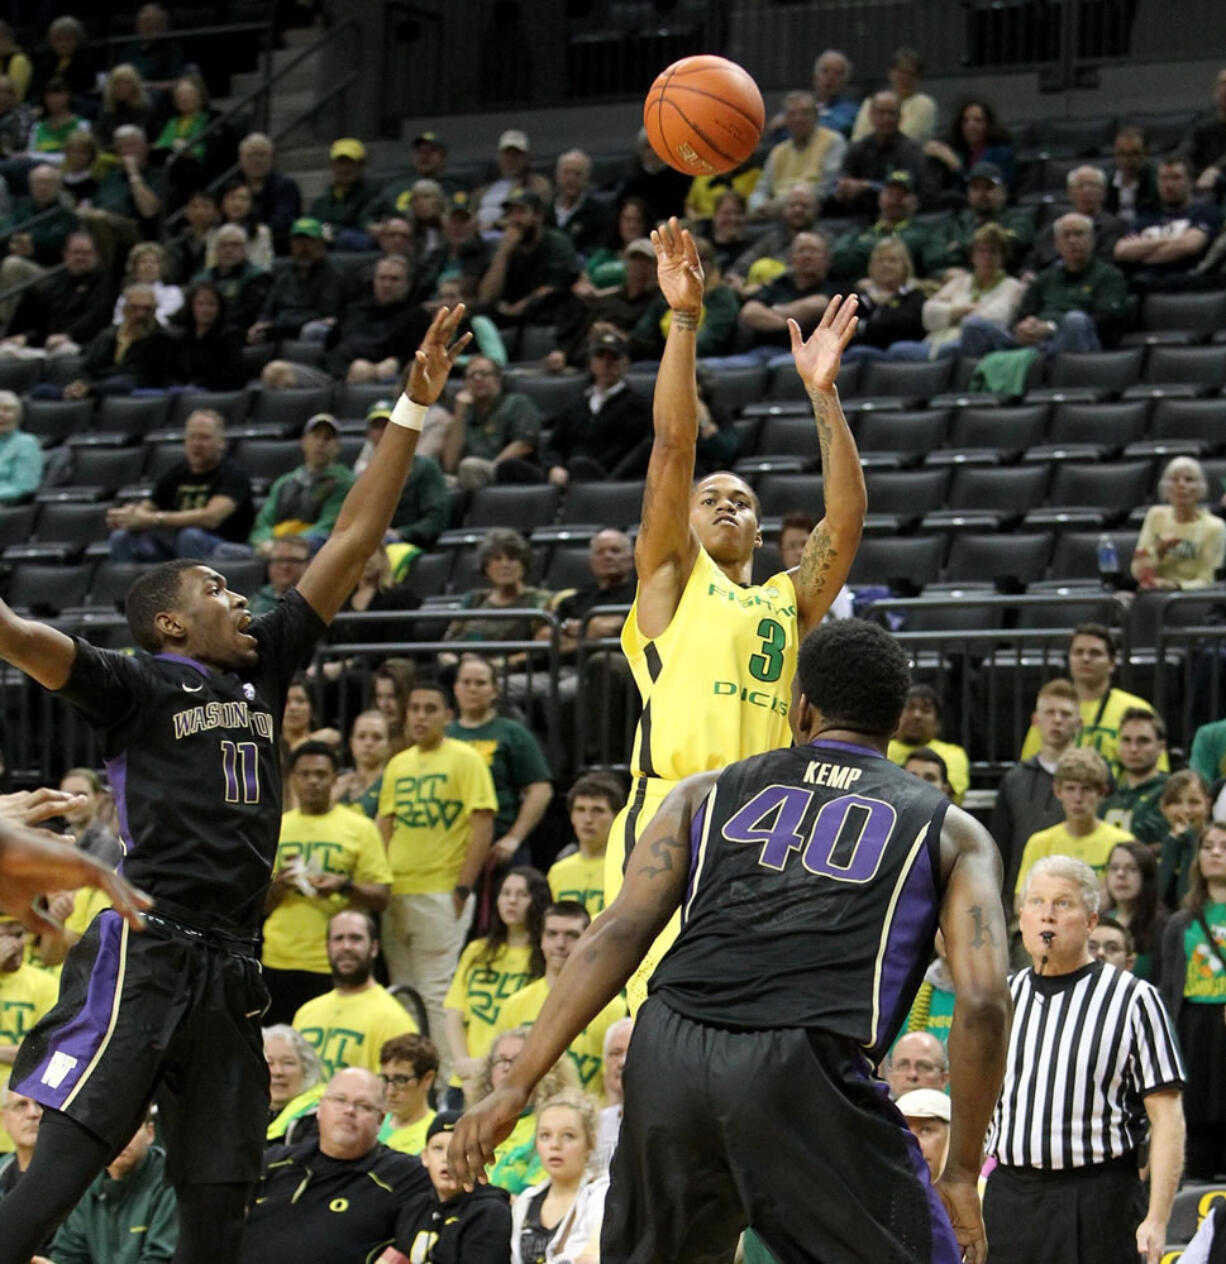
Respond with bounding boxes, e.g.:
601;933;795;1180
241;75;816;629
6;4;1226;1261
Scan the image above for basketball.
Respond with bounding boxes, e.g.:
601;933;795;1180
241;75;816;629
643;54;765;177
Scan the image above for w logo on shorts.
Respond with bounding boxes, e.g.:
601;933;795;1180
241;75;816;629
40;1050;79;1089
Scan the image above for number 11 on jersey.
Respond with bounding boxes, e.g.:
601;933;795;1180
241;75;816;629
220;739;261;804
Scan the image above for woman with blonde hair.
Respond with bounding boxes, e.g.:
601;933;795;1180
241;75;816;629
96;63;153;150
842;236;926;360
1132;455;1226;590
114;241;182;326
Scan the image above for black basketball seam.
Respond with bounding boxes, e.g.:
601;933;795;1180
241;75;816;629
663;82;763;131
661;98;738;166
655;64;680;169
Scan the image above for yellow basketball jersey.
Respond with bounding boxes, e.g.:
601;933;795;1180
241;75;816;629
622;546;798;781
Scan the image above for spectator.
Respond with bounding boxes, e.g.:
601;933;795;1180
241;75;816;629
112;242;181;327
1133;456;1226;591
985;856;1185;1264
264;743;393;1024
0;74;32;159
595;1017;632;1170
1014;748;1134;899
265;1024;326;1145
631;235;739;361
406;130;461;195
0;392;41;505
843;237;927;362
281;678;342;762
1105;126;1161;224
883;1030;949;1098
542;331;651;484
1;164;78;271
1157;769;1213;908
1020;624;1162;778
693;189;750;275
933;161;1035;275
510;1092;608;1264
374;657;415;757
1029;166;1125;272
444;866;549;1098
580;196;649;291
0;24;31;104
41;1108;176;1264
248;217;341;344
247;536;311;617
1099;708;1169;844
1191;714;1226;790
812;49;858;137
496;902;629;1102
239;1068;431;1264
32;16;98;105
106;408;253;561
550;237;659;366
992;680;1080;899
1179;66;1226;197
325;545;423;671
367;134;460;233
851;48;938;146
437;357;542;489
292;911;418;1078
1088;915;1135;970
119;5;184;88
829;170;942;283
0;1089;40;1199
238;132;302;255
961;213;1128;357
151;73;214;203
165;188;217;284
887;683;970;803
332;711;392;821
377;680;497;1076
387;1109;512;1263
903;748;954;797
1158;821;1226;1180
900;929;956;1050
778;511;853;618
546;148;609;256
1;229;108;354
685;165;760;228
0;915;57;1147
423;192;493;296
95;64;153;152
1101;841;1168;981
190;227;271;338
401;180;446;278
473;129;553;232
887;222;1025;360
166;280;245;391
748;90;846;215
727;183;820;292
477;188;580;328
923;97;1015;195
58;130;98;205
448;656;553;873
353;401;450;550
616;128;690;225
378;1033;440;1155
443;529;551;652
547;772;623;918
26;77;89;162
88;126;161;255
206;180;273;273
244;414;355;558
1114;156;1221;288
895;1088;950;1183
836;88;931;218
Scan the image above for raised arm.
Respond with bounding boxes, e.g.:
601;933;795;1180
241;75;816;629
0;602;78;691
449;770;716;1188
297;305;470;624
935;805;1011;1264
787;297;867;636
632;219;705;640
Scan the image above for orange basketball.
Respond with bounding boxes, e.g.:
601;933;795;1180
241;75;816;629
643;54;765;177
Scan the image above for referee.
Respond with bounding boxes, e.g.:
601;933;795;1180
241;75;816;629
984;855;1185;1264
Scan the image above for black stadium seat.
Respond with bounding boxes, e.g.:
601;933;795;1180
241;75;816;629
757;472;824;520
96;395;171;437
67;446;148;492
863;468;949;520
402;551;452;601
1047;349;1144;393
947;406;1048;455
861;359;954;404
504;373;587;418
1046;461;1154;519
5;561;93;614
0;505;36;549
543;546;596;590
1049;529;1139;581
559;481;644;529
847;535;944;589
21;399;93;447
1044;400;1149;451
88;561;152;611
754;415;823;461
945;464;1050;515
856;409;950;458
465;485;561;531
946;532;1054;587
1129;290;1226;345
1147;398;1226;452
0;359;41;394
34;501;112;547
705;366;769;415
169;390;251;427
249;387;334;429
1034;114;1116;155
1142;346;1226;392
232;439;302;483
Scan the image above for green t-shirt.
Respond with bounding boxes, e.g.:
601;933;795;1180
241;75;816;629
1099;773;1168;845
445;715;551;836
1190;718;1226;784
1183;902;1226;1003
462;392;541;463
337;775;383;821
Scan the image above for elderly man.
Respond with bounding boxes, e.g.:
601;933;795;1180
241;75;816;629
960;212;1128;357
0;1090;40;1198
546;148;609;255
984;856;1185;1264
1;231;110;356
239;1068;430;1264
896;1088;951;1183
106;409;254;562
830;170;941;281
4;164;78;266
248;536;311;617
884;1031;949;1099
1029;165;1123;271
1114;156;1222;289
750;90;846;215
476;187;579;327
192;224;271;335
832;89;927;216
309;137;375;250
238;132;301;253
249;217;341;344
812;49;858;136
88;125;161;236
439;355;542;489
473;128;552;231
727;183;820;291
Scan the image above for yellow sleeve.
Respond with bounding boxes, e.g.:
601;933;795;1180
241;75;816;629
1014;832;1048;900
547;859;564;902
494;988;526;1036
943;744;971;804
353;819;393;885
463;747;499;813
1019;723;1041;762
445;941;480;1012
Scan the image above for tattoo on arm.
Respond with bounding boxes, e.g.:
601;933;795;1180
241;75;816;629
969;904;997;949
672;310;699;330
797;525;836;599
807;387;834;459
640;834;687;880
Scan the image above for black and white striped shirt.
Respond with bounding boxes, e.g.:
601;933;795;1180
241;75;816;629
987;959;1185;1170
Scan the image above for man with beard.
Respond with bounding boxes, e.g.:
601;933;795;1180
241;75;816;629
476;188;578;328
727;184;820;293
292;910;417;1079
887;685;970;805
1;230;111;356
46;284;170;400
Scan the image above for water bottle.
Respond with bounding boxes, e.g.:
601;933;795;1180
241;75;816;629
1097;533;1119;588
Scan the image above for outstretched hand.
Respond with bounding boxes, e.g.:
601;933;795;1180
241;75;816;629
449;1084;530;1190
406;305;473;406
789;294;858;394
651;217;704;315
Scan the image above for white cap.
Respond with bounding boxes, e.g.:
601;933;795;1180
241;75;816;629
896;1089;951;1122
499;128;529;151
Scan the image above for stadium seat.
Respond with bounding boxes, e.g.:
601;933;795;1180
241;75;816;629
1045;461;1154;521
559;481;645;529
705;366;770;415
1144;397;1226;452
754;414;823;461
856;409;950;459
543;545;596;590
66;446;148;492
863;468;949;526
143;440;186;483
505;372;588;418
96;395;171;437
1124;290;1226;346
277;339;328;369
249;387;334;429
1047;349;1144;393
0;505;36;549
88;561;151;611
861;359;954;404
41;354;87;386
1139;346;1226;393
402;551;453;601
756;472;824;520
232;438;302;483
946;532;1054;587
5;561;93;614
34;500;112;547
515;325;559;363
898;591;1007;633
465;484;562;531
947;406;1048;455
1048;529;1138;581
333;382;396;421
0;359;42;394
213;558;265;598
1124;109;1199;154
847;535;944;589
169;390;251;427
21;399;93;447
1034;114;1116;155
936;464;1051;519
1043;400;1150;452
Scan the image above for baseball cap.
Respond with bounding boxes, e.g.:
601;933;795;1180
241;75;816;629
885;169;914;189
968;161;1004;186
623;237;655;260
499;128;530;152
447;190;473;217
504;186;543;212
303;412;339;436
290;217;324;239
589;330;629;357
412;130;446;149
330;137;367;162
895;1089;951;1122
426;1110;464;1142
365;400;394;426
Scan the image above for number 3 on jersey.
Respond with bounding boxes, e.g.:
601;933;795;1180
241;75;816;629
721;785;896;883
220;739;260;804
748;617;786;683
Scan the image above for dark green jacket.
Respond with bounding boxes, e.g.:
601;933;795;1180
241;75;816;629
391;454;450;548
4;197;78;265
829;218;946;281
1099;772;1168;844
309;179;375;232
930;206;1036;273
1017;256;1129;339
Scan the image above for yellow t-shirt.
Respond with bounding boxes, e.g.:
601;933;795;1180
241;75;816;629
547;851;607;918
621;546;798;783
1134;505;1226;590
263;807;393;973
0;962;58;1152
1014;819;1135;897
378;739;498;895
494;977;629;1104
686;169;761;218
443;940;535;1065
381;1110;435;1155
887;737;970;804
1019;687;1169;780
292;984;417;1078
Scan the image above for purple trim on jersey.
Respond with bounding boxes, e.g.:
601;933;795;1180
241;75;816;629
104;752;132;858
681;799;709;929
17;912;123;1110
809;738;886;760
154;652;211;677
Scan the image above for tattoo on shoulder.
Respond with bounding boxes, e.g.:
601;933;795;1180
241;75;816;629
969;904;996;949
640;834;687;880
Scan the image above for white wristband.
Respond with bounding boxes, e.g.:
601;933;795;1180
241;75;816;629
390;395;427;431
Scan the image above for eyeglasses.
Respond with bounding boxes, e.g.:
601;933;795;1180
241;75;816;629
1089;938;1128;957
323;1093;383;1116
893;1059;944;1075
379;1073;418;1089
465;368;495;380
491;1056;517;1071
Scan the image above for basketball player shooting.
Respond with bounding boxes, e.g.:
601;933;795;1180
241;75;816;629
0;307;471;1264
